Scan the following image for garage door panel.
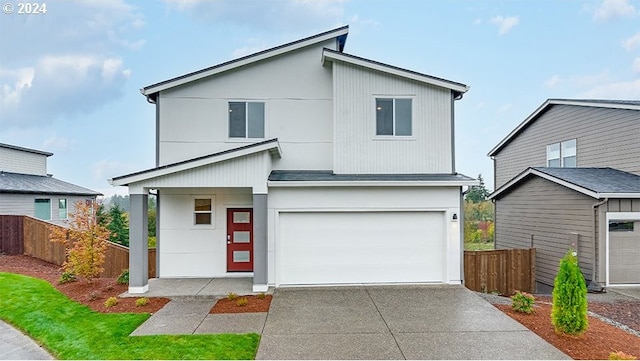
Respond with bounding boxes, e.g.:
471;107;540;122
278;211;445;285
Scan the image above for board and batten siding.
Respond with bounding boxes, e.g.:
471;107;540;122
156;39;336;170
495;176;596;287
0;147;47;176
0;193;95;226
596;199;640;283
494;105;640;189
332;61;453;174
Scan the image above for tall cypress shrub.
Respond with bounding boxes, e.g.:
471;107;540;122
551;249;588;335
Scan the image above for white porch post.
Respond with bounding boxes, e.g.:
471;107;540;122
129;186;149;293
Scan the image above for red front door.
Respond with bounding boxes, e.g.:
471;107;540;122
227;208;253;272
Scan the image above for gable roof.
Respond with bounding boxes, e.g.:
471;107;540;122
0;143;52;157
321;49;469;98
141;26;349;98
489;167;640;200
109;138;282;186
488;99;640;157
0;172;101;196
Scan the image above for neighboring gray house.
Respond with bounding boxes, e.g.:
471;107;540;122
488;99;640;289
0;143;101;225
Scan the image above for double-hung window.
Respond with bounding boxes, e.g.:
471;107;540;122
375;98;412;136
546;139;576;167
194;198;213;225
229;102;265;138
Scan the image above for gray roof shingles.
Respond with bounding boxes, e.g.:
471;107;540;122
0;172;101;196
533;167;640;194
269;170;476;182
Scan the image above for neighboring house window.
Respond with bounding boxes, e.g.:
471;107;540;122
229;102;265;138
546;139;576;167
34;199;51;220
375;98;412;136
58;199;68;220
194;199;212;225
609;221;634;232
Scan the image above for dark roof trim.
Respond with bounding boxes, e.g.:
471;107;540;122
0;143;52;157
142;25;349;98
110;138;281;185
0;189;100;196
322;48;469;97
0;171;102;196
488;99;640;157
268;170;478;186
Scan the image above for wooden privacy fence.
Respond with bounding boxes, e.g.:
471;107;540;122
464;248;536;295
1;215;155;278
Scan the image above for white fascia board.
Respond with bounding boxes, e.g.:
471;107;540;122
268;180;479;188
143;28;349;95
599;193;640;198
550;99;640;111
322;50;469;94
110;142;280;186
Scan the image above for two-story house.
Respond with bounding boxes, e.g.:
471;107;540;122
0;143;101;225
110;26;477;294
488;99;640;290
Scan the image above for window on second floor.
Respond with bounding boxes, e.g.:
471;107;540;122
375;98;412;136
546;139;576;167
229;102;265;139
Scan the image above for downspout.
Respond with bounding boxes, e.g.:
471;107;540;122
588;197;608;293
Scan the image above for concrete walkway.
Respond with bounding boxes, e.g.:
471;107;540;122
120;277;256;298
0;320;52;360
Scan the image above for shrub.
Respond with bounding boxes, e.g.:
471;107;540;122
551;249;588;335
227;292;238;301
236;297;248;307
86;290;101;301
135;297;149;307
511;291;535;314
58;271;76;284
609;351;637;360
104;296;118;308
256;292;266;299
116;269;129;285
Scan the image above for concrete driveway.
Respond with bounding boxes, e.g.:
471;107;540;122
256;285;569;360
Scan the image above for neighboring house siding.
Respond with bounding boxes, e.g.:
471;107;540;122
0;193;94;226
333;61;453;174
494;105;640;188
0;147;47;176
495;176;595;287
157;39;336;170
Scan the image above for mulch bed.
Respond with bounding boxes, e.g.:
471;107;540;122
210;295;272;314
0;254;170;313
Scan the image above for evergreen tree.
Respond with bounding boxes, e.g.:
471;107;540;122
466;174;490;203
551;250;588;335
107;204;129;247
96;202;109;227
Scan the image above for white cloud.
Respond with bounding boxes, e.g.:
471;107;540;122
93;159;138;182
232;39;269;58
473;18;482;25
578;78;640;98
544;75;562;88
633;58;640;74
593;0;636;21
42;135;71;151
497;103;513;113
622;32;640;51
0;67;34;107
490;15;519;35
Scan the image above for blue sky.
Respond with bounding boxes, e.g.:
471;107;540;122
1;0;639;196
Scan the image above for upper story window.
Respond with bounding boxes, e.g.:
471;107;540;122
229;102;265;139
546;139;576;167
375;98;412;136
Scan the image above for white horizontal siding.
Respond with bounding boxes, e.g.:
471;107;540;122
333;61;453;174
0;147;47;175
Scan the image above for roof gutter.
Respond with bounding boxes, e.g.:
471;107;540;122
589;198;608;293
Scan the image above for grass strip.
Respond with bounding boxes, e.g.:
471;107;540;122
0;272;259;359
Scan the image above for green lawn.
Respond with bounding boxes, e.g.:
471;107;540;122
0;272;259;360
464;242;495;251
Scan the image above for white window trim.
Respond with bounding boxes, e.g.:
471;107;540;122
227;100;267;140
192;196;216;228
373;96;414;138
546;139;576;167
58;198;68;220
605;212;640;286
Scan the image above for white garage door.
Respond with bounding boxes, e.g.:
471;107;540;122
277;211;446;285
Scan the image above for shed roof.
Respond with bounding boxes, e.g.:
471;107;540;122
489;167;640;200
488;99;640;157
0;143;53;157
0;172;101;196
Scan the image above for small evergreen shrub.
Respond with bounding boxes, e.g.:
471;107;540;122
511;291;535;314
58;272;77;284
236;297;248;307
551;249;588;335
609;351;637;360
116;269;129;285
227;292;238;301
256;292;266;299
104;296;118;307
135;297;149;307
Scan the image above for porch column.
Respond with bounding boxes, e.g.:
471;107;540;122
129;187;149;293
252;192;268;292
